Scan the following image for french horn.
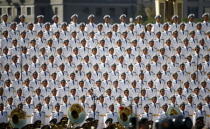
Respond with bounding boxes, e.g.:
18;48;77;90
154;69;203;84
68;104;86;125
9;108;26;129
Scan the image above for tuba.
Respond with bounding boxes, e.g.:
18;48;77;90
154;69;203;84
9;108;26;129
68;104;86;125
117;106;133;127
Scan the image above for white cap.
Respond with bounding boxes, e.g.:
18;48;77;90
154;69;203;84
163;22;169;26
10;22;17;25
1;14;8;18
119;14;126;19
196;22;202;26
188;14;195;19
172;15;178;20
37;15;44;18
146;23;152;27
128;23;135;26
202;13;209;18
135;15;142;19
80;22;85;26
71;14;78;19
19;15;25;19
103;15;110;19
97;23;103;26
52;15;58;20
154;15;161;19
88;14;95;19
44;22;50;26
61;22;68;26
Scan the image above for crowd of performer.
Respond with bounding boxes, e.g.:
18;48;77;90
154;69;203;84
0;12;210;129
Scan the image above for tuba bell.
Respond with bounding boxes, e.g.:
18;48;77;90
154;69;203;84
117;106;134;127
9;107;26;129
68;104;86;125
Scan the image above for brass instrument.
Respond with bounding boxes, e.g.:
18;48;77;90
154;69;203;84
68;104;86;126
117;106;133;127
166;107;181;116
9;108;26;129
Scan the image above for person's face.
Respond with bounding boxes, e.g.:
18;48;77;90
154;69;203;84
0;88;3;95
17;90;22;96
45;98;50;104
79;82;84;87
160;90;165;96
134;98;139;103
99;97;104;103
53;17;59;23
55;33;60;38
121;17;126;22
184;83;189;88
45;25;50;30
61;81;66;87
33;73;38;79
152;98;157;103
124;91;129;96
113;26;118;31
109;105;114;112
103;74;108;80
36;89;41;95
28;24;33;30
156;17;161;22
26;98;32;104
144;107;149;112
3;32;8;37
80;25;85;31
177;89;182;94
8;98;13;104
104;17;110;23
173;17;178;23
2;16;8;22
167;81;172;87
89;17;95;23
37;105;42;111
188;97;193;103
180;105;185;110
91;105;96;111
0;105;4;111
163;105;168;111
113;82;118;87
171;97;176;102
72;17;78;23
71;90;76;95
55;106;60;111
140;33;145;38
106;90;111;95
63;97;68;103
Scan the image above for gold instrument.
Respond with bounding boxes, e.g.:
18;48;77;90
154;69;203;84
9;108;26;129
117;106;133;127
68;104;86;125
